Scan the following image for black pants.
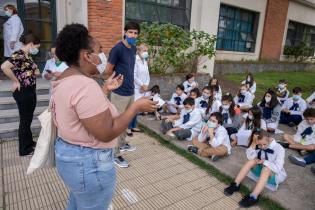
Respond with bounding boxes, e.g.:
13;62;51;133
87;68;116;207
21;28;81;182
13;86;37;156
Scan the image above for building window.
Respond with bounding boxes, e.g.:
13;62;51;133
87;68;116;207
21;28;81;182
285;21;315;55
216;4;259;52
125;0;192;30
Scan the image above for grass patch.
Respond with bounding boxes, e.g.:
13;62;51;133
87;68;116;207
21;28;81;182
224;71;315;103
139;123;286;210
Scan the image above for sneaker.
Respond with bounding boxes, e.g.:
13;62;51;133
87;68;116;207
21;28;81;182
126;129;133;137
120;143;136;152
224;182;240;196
187;145;199;154
239;195;259;208
211;155;220;162
311;166;315;174
114;156;129;168
288;155;306;167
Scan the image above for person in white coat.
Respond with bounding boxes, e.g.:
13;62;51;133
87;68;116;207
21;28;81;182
234;84;254;112
3;5;24;58
224;129;286;208
42;46;68;81
128;44;150;135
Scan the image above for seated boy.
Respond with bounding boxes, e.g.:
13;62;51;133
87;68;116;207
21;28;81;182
282;108;315;152
160;97;202;141
187;112;231;161
224;130;286;208
165;84;187;114
280;87;307;127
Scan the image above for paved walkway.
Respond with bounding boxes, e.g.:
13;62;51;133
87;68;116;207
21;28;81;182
0;133;261;210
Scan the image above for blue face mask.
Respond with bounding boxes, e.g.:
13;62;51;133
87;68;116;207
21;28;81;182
125;36;137;46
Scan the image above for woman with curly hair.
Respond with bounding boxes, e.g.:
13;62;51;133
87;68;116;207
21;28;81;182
52;24;157;209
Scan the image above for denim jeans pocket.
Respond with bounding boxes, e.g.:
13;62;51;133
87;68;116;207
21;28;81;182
56;161;85;192
95;149;114;172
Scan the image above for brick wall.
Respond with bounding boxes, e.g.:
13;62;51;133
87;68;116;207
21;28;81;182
260;0;289;61
88;0;123;55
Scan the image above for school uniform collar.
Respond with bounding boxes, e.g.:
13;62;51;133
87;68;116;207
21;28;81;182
268;139;277;150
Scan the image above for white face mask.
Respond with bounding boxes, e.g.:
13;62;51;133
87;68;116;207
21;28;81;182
92;52;107;73
241;90;246;94
5;11;12;17
185;109;193;114
293;95;300;101
202;93;210;100
140;51;149;60
207;121;217;128
29;47;39;55
222;105;230;110
265;96;271;103
278;84;285;89
248;114;253;120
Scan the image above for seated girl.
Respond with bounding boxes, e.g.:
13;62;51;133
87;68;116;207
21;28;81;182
230;106;267;147
224;129;286;208
195;86;212;110
165;84;187;114
201;87;221;121
276;79;289;105
282;108;315;152
189;87;201;100
241;73;256;96
219;93;241;137
208;77;222;101
188;112;231;162
234;84;254;112
183;73;198;94
306;91;315;108
258;89;282;133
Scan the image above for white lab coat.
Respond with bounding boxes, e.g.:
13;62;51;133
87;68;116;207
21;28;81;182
167;93;187;113
246;139;287;185
134;55;150;101
234;91;254;108
3;14;24;57
282;97;307;117
197;125;231;155
235;119;267;146
293;120;315;145
173;108;203;139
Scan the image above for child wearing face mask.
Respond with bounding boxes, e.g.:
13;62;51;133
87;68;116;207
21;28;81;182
241;73;256;96
165;84;187;114
195;86;211;110
189;87;201;100
224;129;286;208
280;87;307;127
183;73;198;94
306;92;315;108
234;84;254;112
208;77;222;101
258;89;282;133
276;79;289;105
187;112;231;161
219;94;241;137
160;97;203;141
230;106;267;147
201;86;222;121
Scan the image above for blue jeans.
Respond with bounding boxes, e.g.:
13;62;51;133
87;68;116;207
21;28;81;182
128;115;138;129
280;113;302;125
304;151;315;165
55;137;116;210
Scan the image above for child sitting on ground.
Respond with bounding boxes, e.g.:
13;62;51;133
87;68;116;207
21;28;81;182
230;106;267;147
187;112;231;162
183;73;198;94
208;77;222;101
234;84;254;112
276;79;289;105
282;108;315;152
280;87;307;127
258;89;282;133
306;92;315;108
195;86;212;110
160;97;203;141
189;87;201;100
241;73;256;96
224;129;287;208
219;93;241;137
165;84;187;114
145;85;166;120
201;86;222;121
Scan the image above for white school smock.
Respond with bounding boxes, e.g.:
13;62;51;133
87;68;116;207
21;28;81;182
183;80;197;94
42;59;68;80
282;97;307;116
198;125;231;154
3;14;24;57
134;55;150;101
236;119;267;146
234;91;253;108
246;140;287;184
306;91;315;106
173;108;203;139
167;93;187;113
242;80;257;95
293;120;315;145
201;99;222;120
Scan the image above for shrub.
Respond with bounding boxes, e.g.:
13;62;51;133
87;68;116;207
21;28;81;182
283;42;315;63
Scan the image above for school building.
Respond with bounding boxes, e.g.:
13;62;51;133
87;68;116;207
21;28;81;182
1;0;315;75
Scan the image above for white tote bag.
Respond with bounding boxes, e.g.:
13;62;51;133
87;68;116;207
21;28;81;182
27;107;56;175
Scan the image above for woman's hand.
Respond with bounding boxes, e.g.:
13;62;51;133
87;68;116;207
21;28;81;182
133;97;158;113
12;81;20;92
103;73;124;92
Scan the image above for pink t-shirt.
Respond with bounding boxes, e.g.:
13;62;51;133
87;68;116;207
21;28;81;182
51;75;118;148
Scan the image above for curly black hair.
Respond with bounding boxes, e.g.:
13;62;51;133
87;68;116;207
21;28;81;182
56;24;93;66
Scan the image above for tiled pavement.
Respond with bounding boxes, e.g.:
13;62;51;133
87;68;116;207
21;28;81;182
0;133;261;210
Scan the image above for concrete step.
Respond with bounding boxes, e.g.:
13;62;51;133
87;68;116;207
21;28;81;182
0;94;49;110
0;106;47;124
0;119;41;139
0;88;49;97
